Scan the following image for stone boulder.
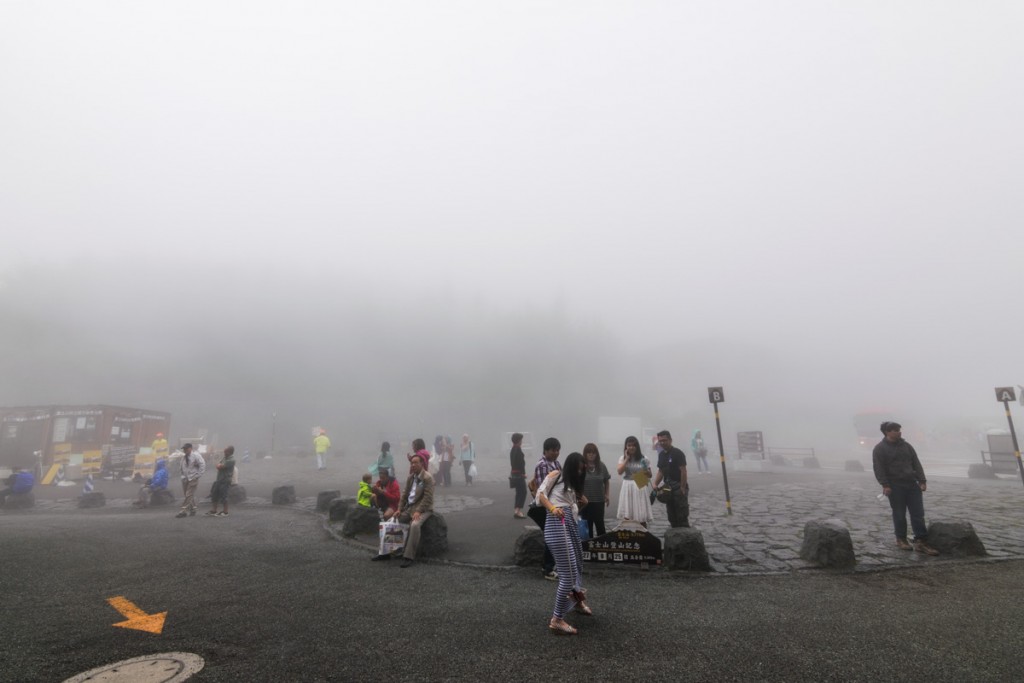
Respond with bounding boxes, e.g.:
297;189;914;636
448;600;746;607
417;514;448;558
514;528;546;567
844;459;865;472
769;454;789;467
317;490;341;511
78;492;106;508
967;464;997;480
150;489;175;506
227;485;247;504
342;505;381;537
663;528;711;571
799;519;855;568
272;485;296;505
3;491;35;509
802;456;821;469
926;520;987;557
328;498;354;522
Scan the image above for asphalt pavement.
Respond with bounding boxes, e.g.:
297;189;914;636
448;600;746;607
4;454;1024;681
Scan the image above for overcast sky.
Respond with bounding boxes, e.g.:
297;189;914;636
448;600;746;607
2;2;1022;448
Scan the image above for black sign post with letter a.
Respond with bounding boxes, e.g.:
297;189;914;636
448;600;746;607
994;387;1024;489
708;387;732;515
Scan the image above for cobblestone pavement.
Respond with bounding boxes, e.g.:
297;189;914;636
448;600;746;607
655;475;1024;573
18;469;1024;574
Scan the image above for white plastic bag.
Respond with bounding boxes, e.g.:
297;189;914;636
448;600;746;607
468;463;478;478
378;519;409;556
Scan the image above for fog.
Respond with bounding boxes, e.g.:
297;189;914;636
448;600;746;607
2;2;1022;458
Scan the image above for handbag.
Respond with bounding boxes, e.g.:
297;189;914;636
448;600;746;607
528;472;562;530
468;463;478;478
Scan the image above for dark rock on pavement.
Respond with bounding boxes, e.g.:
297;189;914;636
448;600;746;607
844;459;865;472
800;519;855;568
317;490;341;511
150;489;175;506
514;528;546;566
967;464;997;479
342;505;380;537
927;520;987;557
329;498;354;522
78;492;106;508
273;485;296;505
3;492;35;509
663;528;711;571
227;485;247;504
418;514;448;558
802;456;821;469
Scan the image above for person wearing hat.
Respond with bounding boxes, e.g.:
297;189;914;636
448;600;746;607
151;432;169;461
313;429;331;471
175;443;206;518
872;421;940;555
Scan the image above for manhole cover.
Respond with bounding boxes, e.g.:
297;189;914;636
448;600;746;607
63;652;204;682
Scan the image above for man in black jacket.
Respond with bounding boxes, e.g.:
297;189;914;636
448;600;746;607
872;421;939;555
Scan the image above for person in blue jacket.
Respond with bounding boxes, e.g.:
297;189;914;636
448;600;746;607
134;459;169;507
0;469;35;505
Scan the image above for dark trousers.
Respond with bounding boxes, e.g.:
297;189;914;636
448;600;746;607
888;482;927;541
513;477;527;509
462;460;473;484
439;461;453;487
543;545;555;574
666;488;689;528
581;501;606;538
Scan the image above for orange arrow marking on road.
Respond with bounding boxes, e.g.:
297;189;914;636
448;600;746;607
107;596;167;634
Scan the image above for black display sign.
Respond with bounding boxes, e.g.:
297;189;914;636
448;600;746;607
583;529;662;565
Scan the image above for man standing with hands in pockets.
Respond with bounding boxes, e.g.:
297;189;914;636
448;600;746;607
873;421;939;555
175;443;205;518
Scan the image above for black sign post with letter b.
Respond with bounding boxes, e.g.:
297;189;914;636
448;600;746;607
708;387;732;515
994;387;1024;489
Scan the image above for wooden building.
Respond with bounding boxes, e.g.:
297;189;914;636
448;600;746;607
0;405;171;472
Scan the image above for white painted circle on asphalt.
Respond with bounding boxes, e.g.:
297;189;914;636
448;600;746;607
62;652;204;682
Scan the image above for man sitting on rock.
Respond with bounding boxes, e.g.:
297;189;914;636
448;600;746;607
371;467;401;516
133;459;169;507
388;452;434;568
0;469;35;505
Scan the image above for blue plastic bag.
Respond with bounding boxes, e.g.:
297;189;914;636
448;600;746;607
577;518;589;541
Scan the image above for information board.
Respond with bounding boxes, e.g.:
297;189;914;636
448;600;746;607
583;528;662;565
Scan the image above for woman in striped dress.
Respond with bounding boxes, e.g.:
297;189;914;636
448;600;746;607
536;451;592;635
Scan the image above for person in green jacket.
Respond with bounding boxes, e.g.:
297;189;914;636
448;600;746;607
357;473;373;507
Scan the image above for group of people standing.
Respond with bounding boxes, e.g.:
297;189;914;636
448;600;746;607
133;443;236;518
431;434;476;487
518;430;692;635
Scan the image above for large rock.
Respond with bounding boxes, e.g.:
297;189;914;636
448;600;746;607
342;505;381;537
802;456;821;469
227;485;247;504
3;492;35;509
417;514;448;558
317;490;341;511
799;519;855;568
663;528;711;571
272;485;296;505
328;498;354;522
769;454;789;467
967;464;997;480
150;489;175;506
844;459;865;472
927;520;987;557
78;492;106;508
514;528;546;567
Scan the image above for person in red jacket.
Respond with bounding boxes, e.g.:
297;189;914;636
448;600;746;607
371;467;400;516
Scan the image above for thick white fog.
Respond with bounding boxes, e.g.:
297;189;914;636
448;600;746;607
1;2;1022;457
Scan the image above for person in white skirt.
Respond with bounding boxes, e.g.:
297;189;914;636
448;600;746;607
616;435;653;528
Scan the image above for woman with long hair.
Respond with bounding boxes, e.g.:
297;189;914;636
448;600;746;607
536;450;592;634
580;443;610;538
616;435;653;528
